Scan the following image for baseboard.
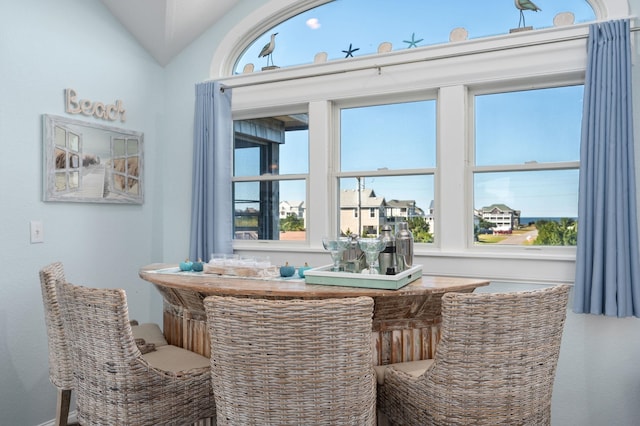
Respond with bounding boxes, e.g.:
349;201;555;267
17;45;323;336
36;411;216;425
36;410;78;426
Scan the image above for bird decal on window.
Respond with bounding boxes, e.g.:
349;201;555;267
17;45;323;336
515;0;541;28
259;33;278;67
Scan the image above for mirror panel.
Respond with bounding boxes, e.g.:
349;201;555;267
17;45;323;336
43;114;144;204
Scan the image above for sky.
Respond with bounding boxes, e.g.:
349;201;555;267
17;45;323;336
233;0;595;219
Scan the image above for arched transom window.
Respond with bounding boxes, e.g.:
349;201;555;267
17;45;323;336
235;0;596;73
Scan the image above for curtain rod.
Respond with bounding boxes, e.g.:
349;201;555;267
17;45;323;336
220;23;640;90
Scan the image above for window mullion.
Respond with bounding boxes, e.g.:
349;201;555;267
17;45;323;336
337;168;436;178
232;174;308;183
307;100;332;246
438;85;469;251
472;161;580;173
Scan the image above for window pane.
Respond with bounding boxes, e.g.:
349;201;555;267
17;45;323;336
474;85;581;247
127;139;139;154
474;170;578;246
68;132;79;151
55;148;66;169
339;175;434;243
278;127;308;175
55;172;66;191
113;138;125;156
234;180;306;241
234;181;260;240
233;114;309;241
475;86;583;166
278;180;307;241
234;115;309;177
55;126;65;147
234;145;260;177
341;101;436;172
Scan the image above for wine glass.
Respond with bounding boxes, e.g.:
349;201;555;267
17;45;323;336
322;236;350;272
358;237;386;274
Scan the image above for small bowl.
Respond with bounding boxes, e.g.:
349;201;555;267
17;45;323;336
298;265;312;278
179;260;193;271
279;265;296;277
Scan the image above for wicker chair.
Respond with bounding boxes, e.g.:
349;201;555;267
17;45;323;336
204;295;377;425
375;284;571;426
39;262;171;425
39;262;74;426
55;279;216;426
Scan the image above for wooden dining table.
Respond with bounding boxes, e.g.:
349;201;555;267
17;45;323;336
139;263;490;366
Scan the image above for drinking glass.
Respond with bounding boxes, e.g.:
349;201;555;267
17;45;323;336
358;237;386;274
322;236;350;272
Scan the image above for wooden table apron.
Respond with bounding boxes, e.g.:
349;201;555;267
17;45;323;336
139;264;489;366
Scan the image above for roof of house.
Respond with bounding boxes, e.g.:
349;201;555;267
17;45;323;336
340;189;384;208
280;200;305;208
385;199;416;209
481;203;516;213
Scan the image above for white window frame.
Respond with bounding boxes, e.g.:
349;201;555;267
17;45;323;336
334;95;437;242
466;80;583;253
211;0;630;283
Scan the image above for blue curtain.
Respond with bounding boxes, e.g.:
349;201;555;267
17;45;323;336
189;81;233;262
574;19;640;317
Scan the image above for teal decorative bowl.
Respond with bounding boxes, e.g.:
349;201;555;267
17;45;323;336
191;260;204;272
280;264;296;277
298;264;312;278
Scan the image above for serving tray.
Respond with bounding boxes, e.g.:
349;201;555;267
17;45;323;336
304;264;422;290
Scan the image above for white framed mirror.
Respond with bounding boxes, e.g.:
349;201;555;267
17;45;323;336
42;114;144;204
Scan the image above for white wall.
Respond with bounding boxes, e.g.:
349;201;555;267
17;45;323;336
0;0;165;424
1;0;639;425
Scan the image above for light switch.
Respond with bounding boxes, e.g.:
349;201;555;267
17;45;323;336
30;220;44;243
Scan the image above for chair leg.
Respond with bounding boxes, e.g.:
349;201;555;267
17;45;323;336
56;388;72;426
377;409;391;426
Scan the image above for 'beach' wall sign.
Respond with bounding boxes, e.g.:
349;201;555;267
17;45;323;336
64;88;126;122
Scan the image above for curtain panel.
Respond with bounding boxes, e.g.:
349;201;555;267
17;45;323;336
574;19;640;317
189;81;233;262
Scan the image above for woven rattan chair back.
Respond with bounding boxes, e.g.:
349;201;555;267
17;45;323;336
39;262;73;426
204;295;377;425
55;280;215;426
379;284;571;425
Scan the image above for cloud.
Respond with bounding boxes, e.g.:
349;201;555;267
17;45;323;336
306;18;321;29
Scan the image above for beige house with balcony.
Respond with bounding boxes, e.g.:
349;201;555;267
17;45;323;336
477;204;521;232
339;188;385;236
339;190;428;236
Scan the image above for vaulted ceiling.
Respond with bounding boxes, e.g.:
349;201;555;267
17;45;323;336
99;0;240;66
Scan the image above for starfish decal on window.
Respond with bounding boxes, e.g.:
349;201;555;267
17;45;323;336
342;43;360;58
403;33;423;48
